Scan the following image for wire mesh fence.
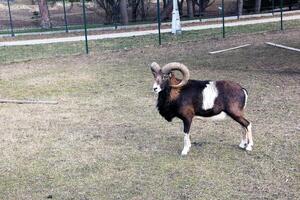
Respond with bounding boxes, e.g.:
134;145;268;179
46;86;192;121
1;0;299;34
0;0;299;55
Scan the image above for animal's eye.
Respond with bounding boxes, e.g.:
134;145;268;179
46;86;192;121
163;74;169;80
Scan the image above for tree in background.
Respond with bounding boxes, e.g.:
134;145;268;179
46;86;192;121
119;0;128;24
187;0;194;18
92;0;119;24
37;0;52;29
160;0;214;20
238;0;243;16
160;0;173;20
92;0;129;25
93;0;150;25
130;0;147;22
255;0;261;13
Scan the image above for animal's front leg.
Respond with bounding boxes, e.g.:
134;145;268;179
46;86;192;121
181;133;191;156
181;118;192;156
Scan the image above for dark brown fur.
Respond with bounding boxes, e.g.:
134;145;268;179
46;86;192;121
157;79;250;134
151;63;253;152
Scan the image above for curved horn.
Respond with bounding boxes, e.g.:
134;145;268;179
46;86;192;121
150;62;161;73
161;62;190;88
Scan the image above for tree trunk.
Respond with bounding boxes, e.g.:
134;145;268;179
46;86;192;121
161;0;173;21
199;0;204;13
38;0;52;29
238;0;243;16
120;0;129;24
132;0;138;22
163;0;167;9
178;0;184;15
140;0;146;20
192;0;196;16
255;0;261;13
106;9;114;24
187;0;194;18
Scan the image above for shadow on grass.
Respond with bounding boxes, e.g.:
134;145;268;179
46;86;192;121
192;141;251;152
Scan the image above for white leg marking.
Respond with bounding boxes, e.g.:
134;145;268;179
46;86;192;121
239;138;247;149
246;123;253;151
239;125;248;149
181;134;191;156
202;81;218;110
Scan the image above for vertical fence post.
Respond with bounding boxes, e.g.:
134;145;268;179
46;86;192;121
272;0;274;16
7;0;15;37
222;0;225;38
113;5;118;30
62;0;69;33
157;0;161;45
236;0;239;19
280;0;283;31
82;0;89;54
199;0;202;21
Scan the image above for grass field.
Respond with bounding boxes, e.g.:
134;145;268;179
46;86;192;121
0;24;299;199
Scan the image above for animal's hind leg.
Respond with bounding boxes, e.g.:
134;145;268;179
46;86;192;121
239;127;248;149
245;122;253;151
228;112;253;151
237;117;253;151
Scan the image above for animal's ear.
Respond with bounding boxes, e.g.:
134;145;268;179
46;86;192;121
151;69;159;78
151;68;162;78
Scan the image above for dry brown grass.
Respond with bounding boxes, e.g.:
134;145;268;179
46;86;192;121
0;29;299;199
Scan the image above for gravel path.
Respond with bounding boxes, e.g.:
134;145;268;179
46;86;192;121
0;14;299;47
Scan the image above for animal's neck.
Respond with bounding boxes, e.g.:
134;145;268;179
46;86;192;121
157;87;177;122
158;86;171;104
158;78;182;103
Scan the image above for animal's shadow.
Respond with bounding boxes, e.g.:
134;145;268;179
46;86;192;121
190;141;246;151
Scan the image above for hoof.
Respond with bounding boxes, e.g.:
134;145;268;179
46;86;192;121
181;148;189;156
239;142;247;149
246;145;253;151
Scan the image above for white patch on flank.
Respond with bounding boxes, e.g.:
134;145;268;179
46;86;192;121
202;81;218;110
181;134;191;156
243;89;248;109
153;82;161;93
195;111;227;121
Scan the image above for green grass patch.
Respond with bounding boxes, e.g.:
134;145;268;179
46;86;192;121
0;19;299;64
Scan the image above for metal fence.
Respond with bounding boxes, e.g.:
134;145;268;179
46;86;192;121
0;0;299;53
